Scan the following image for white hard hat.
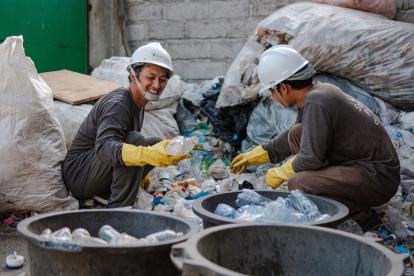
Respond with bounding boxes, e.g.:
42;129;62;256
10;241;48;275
129;42;173;73
258;45;309;94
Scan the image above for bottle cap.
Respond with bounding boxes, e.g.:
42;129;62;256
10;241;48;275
6;251;24;269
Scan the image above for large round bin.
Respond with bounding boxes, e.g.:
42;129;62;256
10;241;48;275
17;209;197;276
192;190;349;228
171;224;408;276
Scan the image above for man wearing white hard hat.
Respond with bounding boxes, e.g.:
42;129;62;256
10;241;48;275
231;45;400;226
62;42;189;207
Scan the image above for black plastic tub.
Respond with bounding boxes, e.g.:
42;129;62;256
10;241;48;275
192;190;349;228
171;224;408;276
17;209;197;276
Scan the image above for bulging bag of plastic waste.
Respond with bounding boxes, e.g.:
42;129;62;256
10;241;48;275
0;36;78;212
217;2;414;110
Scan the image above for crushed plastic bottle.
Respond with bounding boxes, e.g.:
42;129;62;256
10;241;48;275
260;198;308;224
235;205;265;222
214;203;236;219
40;228;52;239
166;136;198;155
72;228;108;246
50;227;72;242
97;225;142;245
286;190;321;221
235;189;272;207
142;230;183;244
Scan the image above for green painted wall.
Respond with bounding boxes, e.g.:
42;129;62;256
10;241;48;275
0;0;87;73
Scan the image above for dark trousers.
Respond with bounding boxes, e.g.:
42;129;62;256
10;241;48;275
63;132;161;207
286;124;389;216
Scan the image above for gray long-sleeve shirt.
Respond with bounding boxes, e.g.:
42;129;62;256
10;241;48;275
66;88;143;167
263;82;400;196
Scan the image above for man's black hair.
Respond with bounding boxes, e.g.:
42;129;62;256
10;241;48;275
133;63;172;79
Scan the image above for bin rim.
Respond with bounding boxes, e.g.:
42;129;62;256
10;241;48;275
17;208;198;253
171;223;408;276
192;190;349;226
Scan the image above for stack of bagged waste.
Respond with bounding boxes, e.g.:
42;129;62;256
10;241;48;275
0;36;78;213
217;2;414;110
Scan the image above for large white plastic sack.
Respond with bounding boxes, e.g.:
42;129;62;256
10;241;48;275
0;36;78;212
54;101;93;148
217;2;414;110
313;0;397;19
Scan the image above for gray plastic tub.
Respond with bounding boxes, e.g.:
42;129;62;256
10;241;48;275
192;190;349;228
171;224;408;276
17;209;197;276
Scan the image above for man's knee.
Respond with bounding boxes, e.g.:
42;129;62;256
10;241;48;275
287;172;307;191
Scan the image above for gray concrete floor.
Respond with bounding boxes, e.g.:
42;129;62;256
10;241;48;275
0;225;30;276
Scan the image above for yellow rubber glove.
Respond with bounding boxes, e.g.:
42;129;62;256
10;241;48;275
230;146;270;174
140;172;152;189
122;140;190;167
265;156;296;189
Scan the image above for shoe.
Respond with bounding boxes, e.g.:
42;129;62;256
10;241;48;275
352;209;381;232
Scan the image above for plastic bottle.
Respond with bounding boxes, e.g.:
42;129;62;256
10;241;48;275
165;136;198;155
40;228;52;239
98;225;142;246
98;225;120;244
142;230;183;244
286;190;321;220
214;203;236;219
72;228;108;246
235;205;265;222
235;189;272;207
261;198;307;224
50;227;72;242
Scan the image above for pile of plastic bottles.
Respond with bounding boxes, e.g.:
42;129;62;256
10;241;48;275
214;189;330;224
40;225;182;247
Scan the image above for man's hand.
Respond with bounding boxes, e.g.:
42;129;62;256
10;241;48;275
266;156;296;189
122;140;190;167
230;146;270;174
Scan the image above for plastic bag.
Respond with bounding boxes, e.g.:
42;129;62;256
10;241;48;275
314;74;380;115
246;97;297;145
0;36;78;212
313;0;397;19
217;2;414;110
54;101;93;147
400;112;414;135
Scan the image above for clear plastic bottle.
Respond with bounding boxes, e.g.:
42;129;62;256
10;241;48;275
287;190;321;220
261;198;307;224
50;227;72;242
40;228;52;239
98;225;142;246
98;225;122;245
235;205;265;222
165;136;198;155
235;189;272;207
142;230;183;244
214;203;236;219
72;228;108;246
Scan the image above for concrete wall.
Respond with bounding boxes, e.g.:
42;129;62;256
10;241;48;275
89;0;414;82
124;0;295;82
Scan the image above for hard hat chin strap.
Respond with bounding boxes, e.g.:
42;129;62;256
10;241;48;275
128;67;160;102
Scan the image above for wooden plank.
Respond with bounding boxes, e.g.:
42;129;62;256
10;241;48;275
40;69;122;105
